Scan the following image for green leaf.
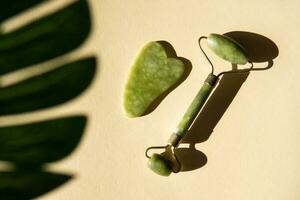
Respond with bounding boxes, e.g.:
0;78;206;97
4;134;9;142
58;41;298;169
0;0;48;23
0;170;71;199
0;57;96;116
0;0;91;75
0;116;86;165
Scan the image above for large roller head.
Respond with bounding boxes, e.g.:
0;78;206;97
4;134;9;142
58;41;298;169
206;33;249;65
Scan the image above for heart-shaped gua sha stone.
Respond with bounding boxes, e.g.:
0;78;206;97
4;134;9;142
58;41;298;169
123;41;185;117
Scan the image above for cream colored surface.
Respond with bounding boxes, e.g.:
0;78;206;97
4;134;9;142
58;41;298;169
2;0;299;199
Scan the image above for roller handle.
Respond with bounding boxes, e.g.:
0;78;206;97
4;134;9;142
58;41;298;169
168;74;218;147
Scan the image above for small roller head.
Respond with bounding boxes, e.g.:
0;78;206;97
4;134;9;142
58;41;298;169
147;153;172;176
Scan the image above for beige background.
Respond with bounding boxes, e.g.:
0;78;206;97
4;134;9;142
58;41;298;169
1;0;299;199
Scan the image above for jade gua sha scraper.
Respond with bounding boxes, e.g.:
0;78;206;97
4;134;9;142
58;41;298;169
124;33;255;176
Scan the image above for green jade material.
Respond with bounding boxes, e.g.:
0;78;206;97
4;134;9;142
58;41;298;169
176;80;214;136
169;34;249;145
124;42;185;117
147;74;218;177
168;34;249;146
125;35;249;176
207;33;248;65
147;153;172;176
168;74;218;147
151;34;249;175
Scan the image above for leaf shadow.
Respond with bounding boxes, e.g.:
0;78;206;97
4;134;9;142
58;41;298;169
0;170;72;200
0;0;48;24
0;115;87;164
143;41;192;116
0;57;97;116
0;115;88;199
0;0;96;199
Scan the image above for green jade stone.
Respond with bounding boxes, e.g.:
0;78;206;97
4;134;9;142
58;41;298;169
175;82;214;137
147;153;172;176
124;42;185;117
207;33;249;65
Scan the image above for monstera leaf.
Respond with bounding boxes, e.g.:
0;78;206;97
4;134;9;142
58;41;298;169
0;0;96;199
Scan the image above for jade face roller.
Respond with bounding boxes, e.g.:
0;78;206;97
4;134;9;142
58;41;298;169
145;33;254;176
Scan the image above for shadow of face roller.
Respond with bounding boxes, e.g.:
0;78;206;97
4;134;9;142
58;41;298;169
174;146;207;172
176;31;279;172
224;31;279;63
